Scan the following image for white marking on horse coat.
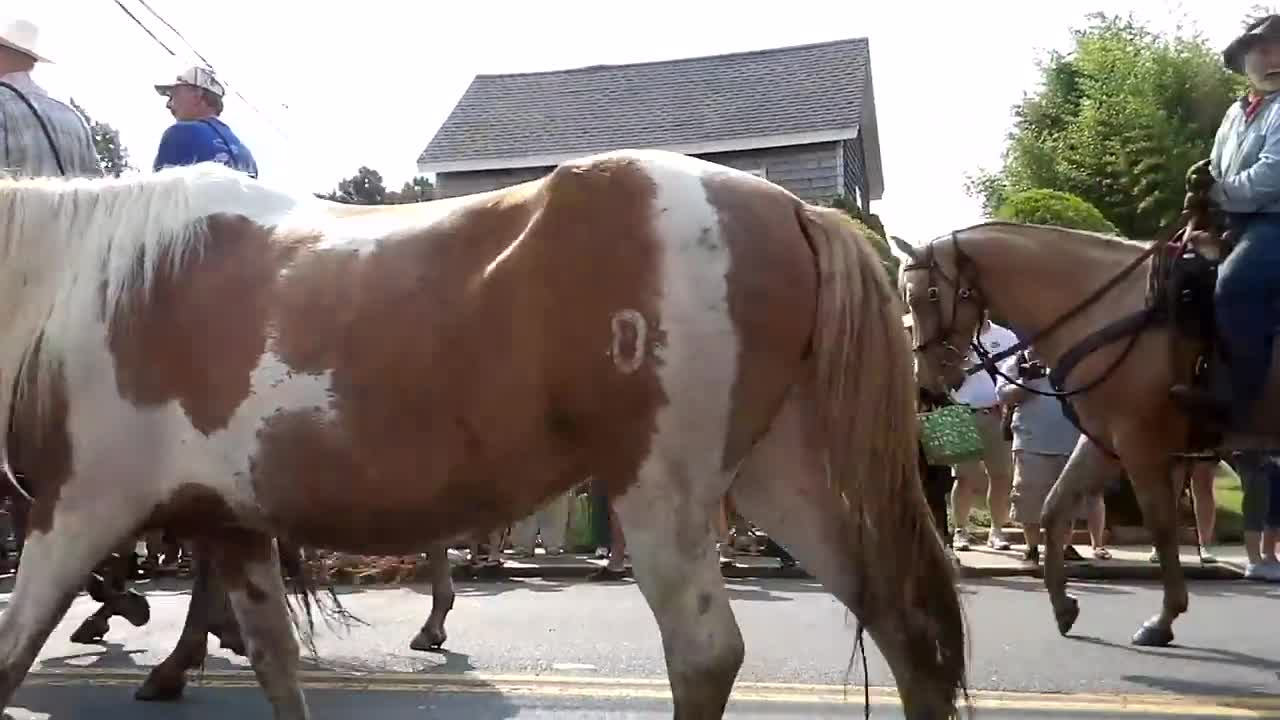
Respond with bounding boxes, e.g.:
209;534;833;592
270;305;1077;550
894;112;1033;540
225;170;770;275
301;193;483;255
610;309;648;374
603;148;746;690
629;150;739;477
0;163;298;453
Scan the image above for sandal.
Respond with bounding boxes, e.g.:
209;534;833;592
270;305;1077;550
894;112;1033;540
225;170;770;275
1092;547;1112;560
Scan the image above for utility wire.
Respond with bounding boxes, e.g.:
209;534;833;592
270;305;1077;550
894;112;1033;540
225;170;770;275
111;0;176;56
108;0;289;138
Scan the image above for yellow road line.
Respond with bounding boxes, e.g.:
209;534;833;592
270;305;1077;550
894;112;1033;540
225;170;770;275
21;668;1280;717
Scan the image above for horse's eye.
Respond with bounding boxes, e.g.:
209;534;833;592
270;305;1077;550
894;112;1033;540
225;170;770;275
959;288;972;299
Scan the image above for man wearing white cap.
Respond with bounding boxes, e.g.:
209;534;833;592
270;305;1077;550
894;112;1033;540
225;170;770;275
153;65;258;178
0;17;100;178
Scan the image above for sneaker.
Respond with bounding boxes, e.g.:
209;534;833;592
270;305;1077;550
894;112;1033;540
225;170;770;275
953;529;971;551
987;528;1011;551
1244;559;1280;582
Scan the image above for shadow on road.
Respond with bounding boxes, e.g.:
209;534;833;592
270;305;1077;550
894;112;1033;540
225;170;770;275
1069;634;1280;675
7;651;525;719
1122;674;1280;708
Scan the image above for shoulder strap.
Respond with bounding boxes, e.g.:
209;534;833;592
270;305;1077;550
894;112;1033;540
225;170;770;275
198;119;244;171
0;80;66;177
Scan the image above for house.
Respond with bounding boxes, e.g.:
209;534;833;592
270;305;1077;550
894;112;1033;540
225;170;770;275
416;37;883;210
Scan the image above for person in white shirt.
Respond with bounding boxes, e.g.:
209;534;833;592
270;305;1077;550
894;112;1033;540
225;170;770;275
949;316;1017;551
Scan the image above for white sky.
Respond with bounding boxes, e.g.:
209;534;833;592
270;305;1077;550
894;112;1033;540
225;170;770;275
14;0;1267;243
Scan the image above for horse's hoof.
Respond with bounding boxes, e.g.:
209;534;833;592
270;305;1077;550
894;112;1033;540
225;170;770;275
69;616;109;645
118;590;151;627
409;628;446;652
1131;622;1174;647
1055;596;1080;636
134;673;186;702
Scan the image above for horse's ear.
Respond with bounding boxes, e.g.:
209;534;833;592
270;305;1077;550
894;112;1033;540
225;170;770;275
889;235;918;266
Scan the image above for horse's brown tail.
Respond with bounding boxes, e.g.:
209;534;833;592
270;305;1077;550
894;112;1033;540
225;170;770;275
796;204;969;715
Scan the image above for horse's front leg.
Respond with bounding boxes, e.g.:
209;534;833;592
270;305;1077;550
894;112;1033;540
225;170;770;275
0;488;147;707
1040;437;1116;635
1128;457;1189;646
409;542;455;651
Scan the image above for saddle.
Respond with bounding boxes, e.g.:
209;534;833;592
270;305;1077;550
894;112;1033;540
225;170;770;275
1149;199;1236;450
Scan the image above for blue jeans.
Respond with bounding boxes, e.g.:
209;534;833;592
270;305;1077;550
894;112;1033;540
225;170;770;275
1230;452;1280;532
1216;213;1280;424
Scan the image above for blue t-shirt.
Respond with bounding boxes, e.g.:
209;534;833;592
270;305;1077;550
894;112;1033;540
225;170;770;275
153;117;258;178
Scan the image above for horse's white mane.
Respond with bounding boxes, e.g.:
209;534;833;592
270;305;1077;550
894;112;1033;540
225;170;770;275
0;162;301;445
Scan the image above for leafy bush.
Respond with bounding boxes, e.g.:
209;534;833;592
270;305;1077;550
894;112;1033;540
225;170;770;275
994;188;1120;234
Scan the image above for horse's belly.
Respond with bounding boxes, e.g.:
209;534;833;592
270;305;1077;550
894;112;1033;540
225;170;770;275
241;402;577;554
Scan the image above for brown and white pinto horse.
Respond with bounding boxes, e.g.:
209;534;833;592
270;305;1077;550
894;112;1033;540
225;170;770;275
0;149;965;719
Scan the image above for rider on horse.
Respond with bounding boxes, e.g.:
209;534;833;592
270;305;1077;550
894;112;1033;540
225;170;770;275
1171;14;1280;431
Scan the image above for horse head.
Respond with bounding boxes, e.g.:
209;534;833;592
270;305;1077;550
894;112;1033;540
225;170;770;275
890;234;986;395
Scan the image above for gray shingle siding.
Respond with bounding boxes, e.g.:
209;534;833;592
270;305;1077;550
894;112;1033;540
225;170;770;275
433;142;846;203
842;137;869;211
700;143;840;202
435;166;553;199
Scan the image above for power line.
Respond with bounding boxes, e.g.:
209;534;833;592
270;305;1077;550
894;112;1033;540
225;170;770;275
133;0;218;72
111;0;176;56
107;0;290;139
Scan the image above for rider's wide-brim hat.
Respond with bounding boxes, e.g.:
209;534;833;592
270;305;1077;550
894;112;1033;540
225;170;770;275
0;18;52;64
1224;14;1280;74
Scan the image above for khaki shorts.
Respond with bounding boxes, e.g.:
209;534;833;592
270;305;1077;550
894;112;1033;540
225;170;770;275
1011;450;1073;524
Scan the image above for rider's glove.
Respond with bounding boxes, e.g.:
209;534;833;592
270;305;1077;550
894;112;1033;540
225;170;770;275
1185;158;1215;194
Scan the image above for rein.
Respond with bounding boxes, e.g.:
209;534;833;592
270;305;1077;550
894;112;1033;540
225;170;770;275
905;214;1192;456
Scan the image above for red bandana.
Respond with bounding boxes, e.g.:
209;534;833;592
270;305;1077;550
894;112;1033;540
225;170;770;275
1246;91;1269;122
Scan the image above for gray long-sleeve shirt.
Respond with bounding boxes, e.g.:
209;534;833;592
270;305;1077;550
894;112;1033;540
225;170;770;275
1210;90;1280;214
0;71;101;179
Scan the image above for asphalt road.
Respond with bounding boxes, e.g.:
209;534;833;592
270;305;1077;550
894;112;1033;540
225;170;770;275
1;575;1277;718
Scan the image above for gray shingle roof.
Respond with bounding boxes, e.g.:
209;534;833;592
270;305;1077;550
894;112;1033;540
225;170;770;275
418;37;871;171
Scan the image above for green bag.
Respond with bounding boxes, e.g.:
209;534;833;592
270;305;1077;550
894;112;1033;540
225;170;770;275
918;404;985;466
564;493;594;552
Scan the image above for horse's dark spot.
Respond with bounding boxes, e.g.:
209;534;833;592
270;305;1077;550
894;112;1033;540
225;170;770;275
547;407;576;438
696;592;712;616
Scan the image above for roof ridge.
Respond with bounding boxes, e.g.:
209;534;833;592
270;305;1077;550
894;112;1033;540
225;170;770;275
472;36;869;80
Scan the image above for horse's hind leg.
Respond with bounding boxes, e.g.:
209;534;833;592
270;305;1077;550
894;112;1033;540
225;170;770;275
1040;438;1117;636
410;542;455;651
136;548;218;701
728;389;964;720
211;529;309;719
614;463;744;719
0;499;141;706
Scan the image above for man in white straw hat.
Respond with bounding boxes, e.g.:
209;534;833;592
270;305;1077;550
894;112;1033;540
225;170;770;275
0;16;101;178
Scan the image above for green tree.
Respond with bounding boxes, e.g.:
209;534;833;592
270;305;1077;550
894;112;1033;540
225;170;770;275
69;99;131;177
319;169;435;204
389;176;435;203
994;188;1120;234
967;13;1245;239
